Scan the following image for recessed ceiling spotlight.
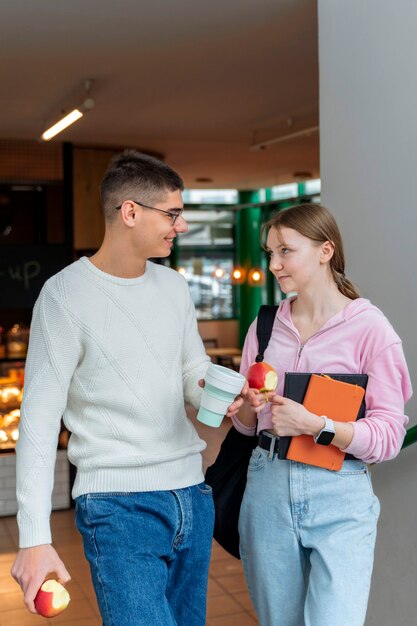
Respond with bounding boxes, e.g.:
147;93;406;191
195;177;213;183
293;171;313;181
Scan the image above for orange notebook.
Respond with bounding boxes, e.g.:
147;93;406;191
286;374;366;471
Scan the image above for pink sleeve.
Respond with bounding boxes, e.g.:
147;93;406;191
230;320;258;436
343;342;413;463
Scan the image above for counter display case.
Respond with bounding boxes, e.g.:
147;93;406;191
0;358;71;516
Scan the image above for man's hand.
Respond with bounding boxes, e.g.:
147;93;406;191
11;544;71;614
225;381;264;418
198;378;259;418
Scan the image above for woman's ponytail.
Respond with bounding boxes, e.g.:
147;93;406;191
331;268;360;300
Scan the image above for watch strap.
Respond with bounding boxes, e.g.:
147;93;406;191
314;416;336;445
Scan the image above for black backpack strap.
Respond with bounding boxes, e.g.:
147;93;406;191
255;304;278;362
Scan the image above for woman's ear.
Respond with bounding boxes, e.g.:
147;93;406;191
320;240;334;263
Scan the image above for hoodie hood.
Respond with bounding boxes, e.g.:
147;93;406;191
277;297;381;333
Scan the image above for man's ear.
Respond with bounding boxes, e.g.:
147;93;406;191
320;240;334;263
119;200;136;227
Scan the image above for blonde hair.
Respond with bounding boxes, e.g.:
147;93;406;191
262;203;360;300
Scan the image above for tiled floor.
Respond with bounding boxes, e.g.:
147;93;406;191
0;412;259;625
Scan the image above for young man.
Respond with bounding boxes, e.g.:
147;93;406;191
11;150;240;625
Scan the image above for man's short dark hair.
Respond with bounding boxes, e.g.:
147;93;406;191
100;150;184;221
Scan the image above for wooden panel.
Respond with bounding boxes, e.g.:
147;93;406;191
198;319;239;348
0;140;63;181
72;147;118;250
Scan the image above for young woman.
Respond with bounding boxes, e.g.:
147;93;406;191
233;203;412;626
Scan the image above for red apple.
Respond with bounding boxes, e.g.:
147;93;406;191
247;361;278;392
34;579;70;618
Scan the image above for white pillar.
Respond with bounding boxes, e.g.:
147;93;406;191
318;2;417;624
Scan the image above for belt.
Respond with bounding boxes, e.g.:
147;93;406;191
258;430;282;458
258;429;356;461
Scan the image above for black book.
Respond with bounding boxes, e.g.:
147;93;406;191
276;372;368;460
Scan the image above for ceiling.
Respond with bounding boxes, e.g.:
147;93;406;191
1;0;319;189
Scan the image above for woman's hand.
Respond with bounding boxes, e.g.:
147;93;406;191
198;379;263;419
269;395;324;437
230;382;269;416
213;380;262;418
225;382;263;417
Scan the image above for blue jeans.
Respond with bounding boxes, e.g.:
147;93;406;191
75;484;214;626
238;448;380;626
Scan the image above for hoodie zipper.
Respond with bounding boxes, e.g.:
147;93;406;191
282;318;347;370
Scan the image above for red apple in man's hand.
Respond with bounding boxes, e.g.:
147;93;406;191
34;579;70;618
247;361;278;392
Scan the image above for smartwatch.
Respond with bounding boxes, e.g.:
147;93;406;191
314;416;335;446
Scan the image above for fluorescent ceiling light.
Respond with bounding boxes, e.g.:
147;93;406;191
41;109;84;141
40;79;95;141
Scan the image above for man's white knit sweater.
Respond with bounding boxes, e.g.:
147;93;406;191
16;257;210;548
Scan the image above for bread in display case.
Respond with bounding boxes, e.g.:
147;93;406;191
0;360;70;452
0;364;24;451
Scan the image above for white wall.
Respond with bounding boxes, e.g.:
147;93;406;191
318;1;417;623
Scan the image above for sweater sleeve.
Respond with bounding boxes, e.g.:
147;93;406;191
16;282;81;547
181;286;210;409
342;341;413;463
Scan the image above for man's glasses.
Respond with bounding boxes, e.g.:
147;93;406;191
115;200;183;225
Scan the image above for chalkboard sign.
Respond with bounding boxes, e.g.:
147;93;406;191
0;245;72;309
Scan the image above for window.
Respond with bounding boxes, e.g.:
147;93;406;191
177;210;234;247
270;183;298;200
304;179;321;195
177;253;234;320
175;207;235;319
182;189;238;205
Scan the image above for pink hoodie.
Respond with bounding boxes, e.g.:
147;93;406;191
233;297;412;464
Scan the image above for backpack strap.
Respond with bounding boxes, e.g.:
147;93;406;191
255;304;279;362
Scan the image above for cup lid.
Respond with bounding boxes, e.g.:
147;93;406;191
205;363;246;394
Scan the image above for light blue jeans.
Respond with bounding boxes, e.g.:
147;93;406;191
239;447;380;626
75;484;214;626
